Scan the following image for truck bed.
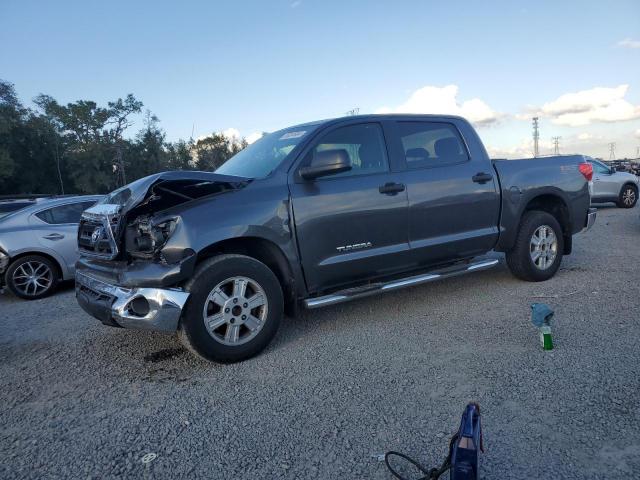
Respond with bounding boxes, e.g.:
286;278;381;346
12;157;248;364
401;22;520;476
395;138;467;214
491;154;592;252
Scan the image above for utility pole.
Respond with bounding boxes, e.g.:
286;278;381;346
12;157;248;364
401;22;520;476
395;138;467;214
532;117;540;158
608;142;616;160
552;136;561;155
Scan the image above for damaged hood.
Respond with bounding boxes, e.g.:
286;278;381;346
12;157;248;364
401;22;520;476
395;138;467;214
89;171;251;216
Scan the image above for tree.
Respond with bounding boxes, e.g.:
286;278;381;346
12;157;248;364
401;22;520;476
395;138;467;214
0;79;250;195
194;133;245;171
130;110;168;178
165;139;195;171
33;93;143;193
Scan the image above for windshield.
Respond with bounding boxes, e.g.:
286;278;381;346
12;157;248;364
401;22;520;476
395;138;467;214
216;125;318;178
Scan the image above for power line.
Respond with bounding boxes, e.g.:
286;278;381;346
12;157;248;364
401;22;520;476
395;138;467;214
608;142;616;160
552;136;561;155
532;117;540;158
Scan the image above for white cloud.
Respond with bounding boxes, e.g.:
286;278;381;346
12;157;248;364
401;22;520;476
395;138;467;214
246;132;263;144
485;132;609;159
220;127;241;140
375;85;500;126
617;38;640;49
527;85;640;127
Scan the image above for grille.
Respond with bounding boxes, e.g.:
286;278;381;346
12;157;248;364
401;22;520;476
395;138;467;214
77;214;120;259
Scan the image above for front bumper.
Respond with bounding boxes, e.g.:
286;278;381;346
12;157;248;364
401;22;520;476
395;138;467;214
75;270;189;332
583;207;597;232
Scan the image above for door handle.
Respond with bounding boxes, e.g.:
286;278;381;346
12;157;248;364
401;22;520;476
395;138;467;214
43;233;65;240
472;172;493;184
379;182;405;195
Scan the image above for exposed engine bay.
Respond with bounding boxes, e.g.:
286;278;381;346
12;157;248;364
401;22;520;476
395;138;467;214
78;172;250;262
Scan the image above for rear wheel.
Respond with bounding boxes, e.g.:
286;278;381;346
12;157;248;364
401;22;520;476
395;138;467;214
617;184;637;208
5;255;59;299
506;211;564;282
178;254;283;363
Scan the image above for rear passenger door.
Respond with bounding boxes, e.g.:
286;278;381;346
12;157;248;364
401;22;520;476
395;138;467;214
32;200;97;271
389;120;500;266
290;122;410;293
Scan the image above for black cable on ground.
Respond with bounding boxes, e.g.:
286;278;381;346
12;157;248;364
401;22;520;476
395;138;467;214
384;434;458;480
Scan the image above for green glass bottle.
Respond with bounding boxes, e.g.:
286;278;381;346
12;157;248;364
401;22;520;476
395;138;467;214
540;325;553;350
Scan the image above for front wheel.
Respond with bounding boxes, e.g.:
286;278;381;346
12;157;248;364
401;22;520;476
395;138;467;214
506;211;564;282
617;184;637;208
178;254;283;363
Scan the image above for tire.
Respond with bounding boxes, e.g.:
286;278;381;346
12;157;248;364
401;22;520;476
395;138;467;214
5;254;60;300
617;184;637;208
178;254;283;363
505;211;564;282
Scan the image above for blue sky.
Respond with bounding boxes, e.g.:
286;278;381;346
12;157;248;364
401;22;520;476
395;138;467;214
2;0;640;158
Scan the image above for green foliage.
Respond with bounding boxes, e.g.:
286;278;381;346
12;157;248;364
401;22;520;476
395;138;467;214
0;79;249;195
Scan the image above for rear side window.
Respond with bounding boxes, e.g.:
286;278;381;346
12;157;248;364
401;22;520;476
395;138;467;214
36;201;96;224
0;202;34;218
396;122;469;169
305;123;389;178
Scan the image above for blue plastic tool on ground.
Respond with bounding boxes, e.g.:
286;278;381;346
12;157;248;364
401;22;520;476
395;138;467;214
383;402;483;479
450;402;483;480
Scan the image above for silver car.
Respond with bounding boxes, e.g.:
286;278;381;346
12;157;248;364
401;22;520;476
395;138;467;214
588;159;639;208
0;195;103;299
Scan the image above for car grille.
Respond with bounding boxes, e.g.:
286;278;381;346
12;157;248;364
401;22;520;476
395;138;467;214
78;214;120;260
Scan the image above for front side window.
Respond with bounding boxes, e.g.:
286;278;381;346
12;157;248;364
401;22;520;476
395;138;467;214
396;122;469;169
36;201;96;225
305;123;388;179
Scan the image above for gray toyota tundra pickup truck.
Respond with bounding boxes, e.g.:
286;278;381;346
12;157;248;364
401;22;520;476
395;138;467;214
75;114;596;362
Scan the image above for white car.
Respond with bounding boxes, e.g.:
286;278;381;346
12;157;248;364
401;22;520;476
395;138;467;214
588;159;639;208
0;195;103;299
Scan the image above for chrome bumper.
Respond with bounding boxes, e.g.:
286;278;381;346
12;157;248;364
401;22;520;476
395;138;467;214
583;207;597;232
75;271;189;332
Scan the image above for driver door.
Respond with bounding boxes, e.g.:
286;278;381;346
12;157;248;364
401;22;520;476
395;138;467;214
289;122;409;293
591;160;618;200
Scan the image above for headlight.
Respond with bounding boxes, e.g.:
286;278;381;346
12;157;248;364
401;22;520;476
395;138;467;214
126;217;178;258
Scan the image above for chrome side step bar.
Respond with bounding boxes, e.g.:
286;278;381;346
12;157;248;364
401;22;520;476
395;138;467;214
304;259;499;309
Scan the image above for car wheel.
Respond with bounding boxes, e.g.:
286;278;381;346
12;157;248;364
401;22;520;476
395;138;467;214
506;211;564;282
5;255;59;300
178;254;283;363
617;184;637;208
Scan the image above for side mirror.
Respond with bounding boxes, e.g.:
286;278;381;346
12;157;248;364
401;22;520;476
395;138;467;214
299;149;352;180
610;166;616;174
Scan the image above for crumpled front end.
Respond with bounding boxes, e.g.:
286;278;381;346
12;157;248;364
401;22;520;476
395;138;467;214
75;170;250;331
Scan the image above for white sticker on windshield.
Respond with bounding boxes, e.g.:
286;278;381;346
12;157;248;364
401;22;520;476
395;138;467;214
280;131;306;140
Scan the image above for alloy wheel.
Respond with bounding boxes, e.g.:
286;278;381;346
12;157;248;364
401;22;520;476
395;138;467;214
529;225;558;270
11;261;53;297
202;276;268;346
622;187;636;206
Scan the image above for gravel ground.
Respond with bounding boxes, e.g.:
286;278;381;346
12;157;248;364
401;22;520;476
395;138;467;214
1;205;639;479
